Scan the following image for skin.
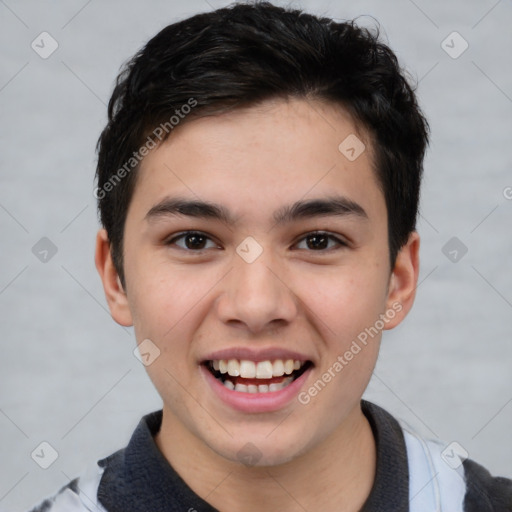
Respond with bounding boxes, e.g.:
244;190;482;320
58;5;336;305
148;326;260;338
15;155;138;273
96;98;420;512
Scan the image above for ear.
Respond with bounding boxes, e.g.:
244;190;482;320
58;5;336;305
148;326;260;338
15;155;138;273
383;231;420;330
95;229;133;327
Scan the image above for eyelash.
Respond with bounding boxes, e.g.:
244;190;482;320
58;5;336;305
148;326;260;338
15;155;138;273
165;230;348;253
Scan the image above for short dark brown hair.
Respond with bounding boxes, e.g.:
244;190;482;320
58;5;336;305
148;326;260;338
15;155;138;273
95;1;429;285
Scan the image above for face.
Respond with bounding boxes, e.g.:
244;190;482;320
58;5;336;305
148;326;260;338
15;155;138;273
97;98;418;466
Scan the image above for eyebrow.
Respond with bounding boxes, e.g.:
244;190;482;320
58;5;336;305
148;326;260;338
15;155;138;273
145;195;368;225
273;196;367;224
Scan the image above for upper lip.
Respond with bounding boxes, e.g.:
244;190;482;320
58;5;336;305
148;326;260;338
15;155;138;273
201;347;313;364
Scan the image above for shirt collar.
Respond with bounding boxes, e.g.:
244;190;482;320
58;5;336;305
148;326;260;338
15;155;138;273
97;400;409;511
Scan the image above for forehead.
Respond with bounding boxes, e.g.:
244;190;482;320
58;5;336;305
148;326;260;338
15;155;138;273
131;98;384;224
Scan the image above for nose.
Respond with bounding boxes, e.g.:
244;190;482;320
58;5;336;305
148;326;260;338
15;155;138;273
215;249;298;334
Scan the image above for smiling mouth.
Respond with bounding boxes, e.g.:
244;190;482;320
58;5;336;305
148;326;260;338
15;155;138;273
204;358;313;393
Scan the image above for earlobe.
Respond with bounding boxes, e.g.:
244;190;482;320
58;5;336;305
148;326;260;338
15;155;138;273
95;229;134;327
384;231;420;330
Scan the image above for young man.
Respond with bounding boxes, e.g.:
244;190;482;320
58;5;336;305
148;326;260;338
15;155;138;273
30;2;511;511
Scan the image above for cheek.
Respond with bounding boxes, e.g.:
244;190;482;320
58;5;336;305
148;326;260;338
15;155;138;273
295;268;385;421
128;269;214;398
128;265;211;348
296;262;388;345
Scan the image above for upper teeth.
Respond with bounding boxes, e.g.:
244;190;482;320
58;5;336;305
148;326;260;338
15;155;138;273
212;359;304;379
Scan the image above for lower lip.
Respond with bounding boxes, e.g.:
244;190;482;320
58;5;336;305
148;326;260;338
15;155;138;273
200;365;312;413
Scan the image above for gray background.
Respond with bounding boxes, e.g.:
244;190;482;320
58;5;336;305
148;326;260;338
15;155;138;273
1;0;511;510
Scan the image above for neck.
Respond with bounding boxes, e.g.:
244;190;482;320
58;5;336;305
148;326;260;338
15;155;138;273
155;404;376;512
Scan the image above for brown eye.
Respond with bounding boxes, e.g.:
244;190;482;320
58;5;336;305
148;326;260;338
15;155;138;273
305;233;329;250
166;231;218;251
183;233;207;249
294;232;347;251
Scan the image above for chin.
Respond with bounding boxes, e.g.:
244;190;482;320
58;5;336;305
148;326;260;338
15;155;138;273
209;430;312;468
